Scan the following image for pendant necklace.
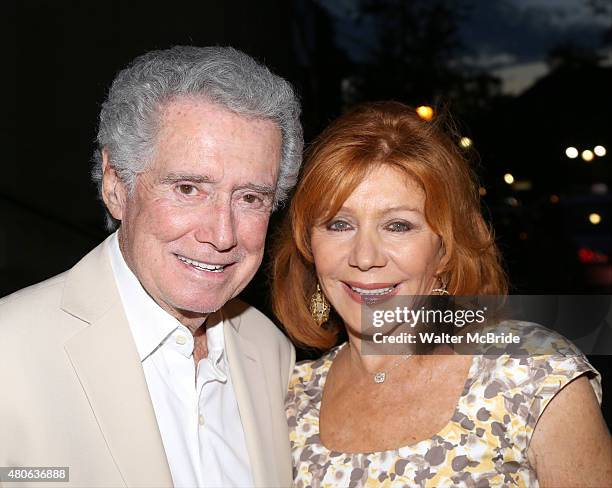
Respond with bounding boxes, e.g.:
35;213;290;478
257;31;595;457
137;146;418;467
373;354;413;384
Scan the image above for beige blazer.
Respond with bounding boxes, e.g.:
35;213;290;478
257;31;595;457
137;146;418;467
0;238;295;488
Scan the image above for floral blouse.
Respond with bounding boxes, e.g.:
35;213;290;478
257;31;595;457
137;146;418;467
286;322;602;487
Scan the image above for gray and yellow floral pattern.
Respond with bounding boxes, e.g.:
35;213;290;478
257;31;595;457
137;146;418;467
286;322;601;487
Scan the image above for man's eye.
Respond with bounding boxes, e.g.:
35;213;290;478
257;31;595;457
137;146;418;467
327;220;352;232
243;193;263;204
178;184;197;195
387;221;412;232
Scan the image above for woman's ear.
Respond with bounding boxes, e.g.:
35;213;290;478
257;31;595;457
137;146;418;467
435;237;451;275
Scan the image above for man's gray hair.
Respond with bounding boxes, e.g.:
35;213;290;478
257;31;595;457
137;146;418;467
92;45;303;229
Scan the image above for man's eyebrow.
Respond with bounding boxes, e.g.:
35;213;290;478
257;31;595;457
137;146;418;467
236;183;276;195
159;172;213;184
160;174;276;195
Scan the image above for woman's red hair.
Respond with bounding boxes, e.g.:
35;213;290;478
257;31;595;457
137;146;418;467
271;101;507;350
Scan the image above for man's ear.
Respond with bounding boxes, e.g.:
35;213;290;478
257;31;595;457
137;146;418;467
101;149;128;222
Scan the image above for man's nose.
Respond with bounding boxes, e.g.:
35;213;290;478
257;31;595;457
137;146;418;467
347;229;386;271
194;199;237;251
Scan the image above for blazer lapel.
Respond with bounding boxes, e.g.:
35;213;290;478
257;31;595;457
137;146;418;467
62;238;173;488
222;310;275;488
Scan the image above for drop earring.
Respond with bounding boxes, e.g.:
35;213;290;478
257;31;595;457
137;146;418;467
432;276;449;295
309;283;330;326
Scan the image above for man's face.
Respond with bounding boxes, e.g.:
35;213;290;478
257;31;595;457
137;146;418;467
105;98;282;323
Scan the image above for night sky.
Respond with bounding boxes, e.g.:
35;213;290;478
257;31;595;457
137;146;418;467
322;0;611;93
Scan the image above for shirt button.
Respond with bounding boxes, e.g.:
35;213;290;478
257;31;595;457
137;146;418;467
199;415;205;426
175;335;187;345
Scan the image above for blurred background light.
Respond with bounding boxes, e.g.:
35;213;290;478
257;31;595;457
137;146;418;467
549;194;560;204
505;197;519;207
591;183;608;195
478;186;487;196
565;146;579;159
581;149;594;162
459;136;472;148
416;105;434;121
503;173;514;184
588;213;601;225
578;247;609;264
594;145;606;157
512;180;532;191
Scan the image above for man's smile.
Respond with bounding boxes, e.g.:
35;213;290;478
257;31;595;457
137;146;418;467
175;253;234;273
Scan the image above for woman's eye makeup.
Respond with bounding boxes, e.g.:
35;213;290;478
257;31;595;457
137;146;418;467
325;218;415;232
327;220;352;231
386;220;413;232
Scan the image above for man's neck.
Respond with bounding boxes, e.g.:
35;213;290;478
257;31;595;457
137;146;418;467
192;324;209;364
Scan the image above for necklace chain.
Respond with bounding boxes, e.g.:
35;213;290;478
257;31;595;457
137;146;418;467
373;354;413;384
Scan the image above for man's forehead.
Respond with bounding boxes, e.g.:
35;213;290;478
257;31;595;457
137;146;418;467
158;96;280;135
155;99;280;154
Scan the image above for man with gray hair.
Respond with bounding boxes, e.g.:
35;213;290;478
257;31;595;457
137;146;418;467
0;46;302;488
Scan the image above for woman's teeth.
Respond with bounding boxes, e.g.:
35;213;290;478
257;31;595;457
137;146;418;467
350;285;395;295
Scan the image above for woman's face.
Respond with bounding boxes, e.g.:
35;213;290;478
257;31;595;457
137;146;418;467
310;165;443;331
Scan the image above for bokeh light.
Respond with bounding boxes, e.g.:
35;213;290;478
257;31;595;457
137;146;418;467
416;105;434;121
512;180;532;191
588;213;601;225
591;183;608;195
594;145;606;157
581;149;594;162
565;147;578;159
505;197;519;207
503;173;514;184
459;137;473;148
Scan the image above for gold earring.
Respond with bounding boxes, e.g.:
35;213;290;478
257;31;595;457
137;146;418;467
432;276;449;295
309;283;330;326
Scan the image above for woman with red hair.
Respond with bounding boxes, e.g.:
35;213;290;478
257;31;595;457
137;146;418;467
272;101;611;486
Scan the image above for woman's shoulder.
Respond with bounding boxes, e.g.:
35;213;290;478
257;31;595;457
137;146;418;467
475;320;602;422
456;321;602;455
480;319;596;359
288;343;344;391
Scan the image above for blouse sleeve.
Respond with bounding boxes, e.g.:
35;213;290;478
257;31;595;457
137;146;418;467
526;352;602;432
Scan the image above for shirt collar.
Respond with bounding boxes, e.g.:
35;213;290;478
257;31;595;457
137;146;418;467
106;231;190;361
106;232;229;381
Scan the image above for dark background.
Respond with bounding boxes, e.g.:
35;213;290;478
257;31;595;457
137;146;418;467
2;1;610;425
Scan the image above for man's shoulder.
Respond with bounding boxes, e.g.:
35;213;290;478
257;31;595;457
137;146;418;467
0;271;78;350
223;298;290;347
0;271;68;314
0;238;110;342
0;238;110;311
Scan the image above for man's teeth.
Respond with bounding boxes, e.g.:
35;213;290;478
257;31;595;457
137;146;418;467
350;285;395;295
177;255;225;272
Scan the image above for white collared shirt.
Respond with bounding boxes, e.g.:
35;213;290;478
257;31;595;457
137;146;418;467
107;232;253;488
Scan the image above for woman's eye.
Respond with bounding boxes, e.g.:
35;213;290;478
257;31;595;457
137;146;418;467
328;220;352;232
387;221;412;232
178;184;197;195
